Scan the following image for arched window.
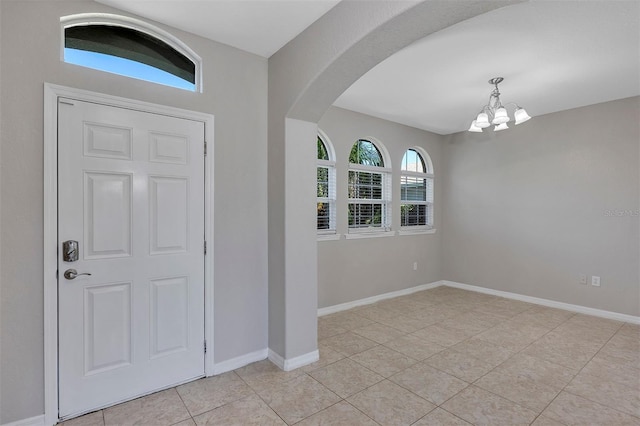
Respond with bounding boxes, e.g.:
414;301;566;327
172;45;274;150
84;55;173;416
317;132;336;233
348;139;391;232
61;14;201;92
400;148;434;228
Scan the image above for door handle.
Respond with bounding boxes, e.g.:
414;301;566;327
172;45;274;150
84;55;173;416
64;269;92;280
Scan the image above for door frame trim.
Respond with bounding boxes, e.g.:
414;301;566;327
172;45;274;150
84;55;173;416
43;83;215;425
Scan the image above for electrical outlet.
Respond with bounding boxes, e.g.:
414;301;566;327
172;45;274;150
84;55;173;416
413;262;418;271
579;274;587;284
591;276;601;287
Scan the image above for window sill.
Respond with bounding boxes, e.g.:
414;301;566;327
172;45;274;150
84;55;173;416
345;230;395;240
397;228;437;236
317;233;341;241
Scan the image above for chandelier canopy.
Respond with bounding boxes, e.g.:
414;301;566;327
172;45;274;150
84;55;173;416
468;77;531;132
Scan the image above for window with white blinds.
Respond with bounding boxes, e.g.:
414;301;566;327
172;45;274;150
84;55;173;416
348;139;391;232
400;148;434;228
317;134;336;232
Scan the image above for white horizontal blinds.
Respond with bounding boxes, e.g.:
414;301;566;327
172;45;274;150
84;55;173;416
317;162;336;230
349;170;383;200
384;168;392;227
317;165;330;229
348;170;384;228
401;149;434;228
348;139;391;231
317;135;336;231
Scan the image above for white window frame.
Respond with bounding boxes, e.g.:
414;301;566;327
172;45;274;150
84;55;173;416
60;13;203;92
347;139;392;236
399;147;434;234
317;131;337;238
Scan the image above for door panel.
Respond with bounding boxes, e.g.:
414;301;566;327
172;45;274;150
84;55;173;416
58;98;205;418
84;282;132;375
149;132;189;164
83;122;133;160
149;176;189;254
150;276;189;358
84;172;132;258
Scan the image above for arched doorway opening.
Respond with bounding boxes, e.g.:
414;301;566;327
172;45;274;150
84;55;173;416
266;0;521;367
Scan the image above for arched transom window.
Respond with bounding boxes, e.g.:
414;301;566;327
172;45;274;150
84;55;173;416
400;148;434;228
61;14;201;91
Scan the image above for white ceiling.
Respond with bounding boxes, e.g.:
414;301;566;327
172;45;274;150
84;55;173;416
96;1;639;135
334;1;640;134
96;0;341;58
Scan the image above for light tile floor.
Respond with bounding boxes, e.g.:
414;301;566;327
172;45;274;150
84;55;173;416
61;287;640;426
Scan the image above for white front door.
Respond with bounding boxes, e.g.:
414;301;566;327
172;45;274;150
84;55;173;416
57;98;206;418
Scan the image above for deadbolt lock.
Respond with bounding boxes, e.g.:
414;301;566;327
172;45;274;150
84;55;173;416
63;240;79;262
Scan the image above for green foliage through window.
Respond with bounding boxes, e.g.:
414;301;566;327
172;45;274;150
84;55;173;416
349;140;383;166
349;204;383;228
348;171;382;199
317;167;329;198
317;135;333;230
348;139;386;229
401;204;430;226
400;148;433;228
317;136;329;160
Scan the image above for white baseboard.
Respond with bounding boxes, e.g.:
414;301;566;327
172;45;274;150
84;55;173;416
317;281;444;316
1;415;45;426
443;281;640;325
212;348;268;375
267;349;286;370
268;349;319;372
316;279;639;325
284;350;319;371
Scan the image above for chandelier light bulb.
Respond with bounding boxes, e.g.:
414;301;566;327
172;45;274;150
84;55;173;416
468;120;483;132
492;107;509;125
475;113;490;128
514;107;531;125
494;123;509;131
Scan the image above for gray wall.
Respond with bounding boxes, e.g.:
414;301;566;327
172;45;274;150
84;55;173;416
1;0;637;422
0;1;268;423
0;0;3;415
317;107;444;308
441;97;640;316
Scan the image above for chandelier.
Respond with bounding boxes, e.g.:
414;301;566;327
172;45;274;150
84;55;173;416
468;77;531;132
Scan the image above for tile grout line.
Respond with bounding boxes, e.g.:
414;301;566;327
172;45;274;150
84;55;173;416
232;369;292;425
68;289;634;426
493;315;626;425
525;323;625;424
537;321;640;421
172;384;195;425
327;297;635;425
295;373;382;425
322;295;528;423
306;295;617;425
464;309;581;425
316;310;442;425
387;302;575;423
403;293;545;421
